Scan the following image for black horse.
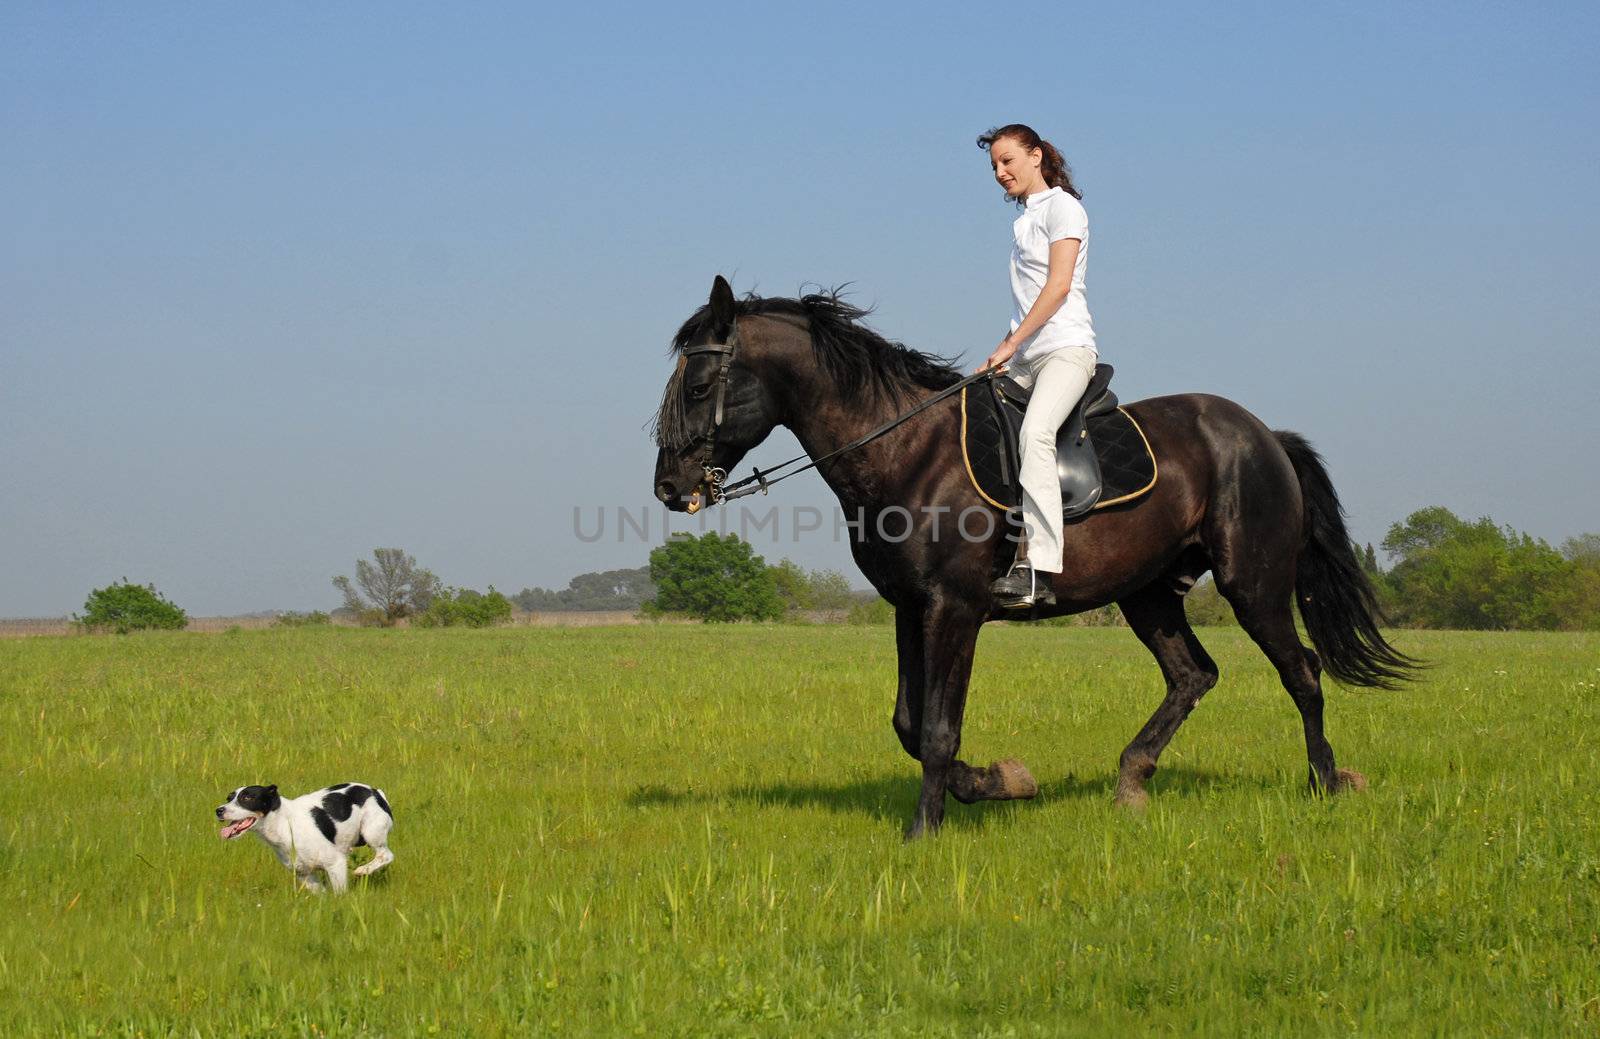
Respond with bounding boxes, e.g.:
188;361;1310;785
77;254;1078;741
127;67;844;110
653;276;1415;838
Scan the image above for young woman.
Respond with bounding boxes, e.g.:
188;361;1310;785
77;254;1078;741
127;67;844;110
976;123;1098;609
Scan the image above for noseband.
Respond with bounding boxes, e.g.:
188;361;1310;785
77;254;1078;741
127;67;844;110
680;320;742;505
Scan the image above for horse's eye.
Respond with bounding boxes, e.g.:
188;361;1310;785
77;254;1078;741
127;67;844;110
688;383;713;400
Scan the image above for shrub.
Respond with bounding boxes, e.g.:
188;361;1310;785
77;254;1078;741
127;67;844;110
805;570;856;610
770;560;857;613
76;581;188;634
414;587;514;628
769;559;813;611
273;611;331;628
846;597;895;625
1182;579;1238;627
1039;603;1125;627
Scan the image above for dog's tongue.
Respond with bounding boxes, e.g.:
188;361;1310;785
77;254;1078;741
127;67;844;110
219;819;252;840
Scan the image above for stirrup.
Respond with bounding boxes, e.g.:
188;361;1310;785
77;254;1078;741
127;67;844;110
990;563;1056;609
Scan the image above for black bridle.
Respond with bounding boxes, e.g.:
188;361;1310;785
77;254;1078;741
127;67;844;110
680;319;999;507
679;320;744;506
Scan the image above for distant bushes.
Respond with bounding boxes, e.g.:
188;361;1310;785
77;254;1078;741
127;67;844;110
272;610;331;628
513;567;655;612
846;597;895;625
1178;507;1599;631
69;507;1596;636
1375;508;1598;630
414;587;514;628
1182;581;1238;627
769;560;856;612
76;581;187;634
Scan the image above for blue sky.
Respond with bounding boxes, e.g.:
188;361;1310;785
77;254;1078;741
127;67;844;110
2;2;1597;616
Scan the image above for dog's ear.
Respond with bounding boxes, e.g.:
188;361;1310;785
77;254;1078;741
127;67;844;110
267;784;277;793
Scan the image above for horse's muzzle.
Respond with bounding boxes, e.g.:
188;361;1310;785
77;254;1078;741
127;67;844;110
655;481;707;514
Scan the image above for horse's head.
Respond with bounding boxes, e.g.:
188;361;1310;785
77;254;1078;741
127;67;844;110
652;276;783;512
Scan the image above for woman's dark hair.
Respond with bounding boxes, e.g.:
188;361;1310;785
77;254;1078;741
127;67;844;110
977;123;1081;203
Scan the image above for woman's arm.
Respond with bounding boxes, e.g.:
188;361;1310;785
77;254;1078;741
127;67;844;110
979;237;1081;371
1013;237;1080;343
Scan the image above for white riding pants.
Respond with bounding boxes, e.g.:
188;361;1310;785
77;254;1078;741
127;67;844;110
1006;346;1098;574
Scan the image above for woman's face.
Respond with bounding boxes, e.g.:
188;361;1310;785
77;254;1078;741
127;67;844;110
989;136;1043;198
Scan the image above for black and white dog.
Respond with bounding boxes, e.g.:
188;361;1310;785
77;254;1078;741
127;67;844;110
216;783;394;893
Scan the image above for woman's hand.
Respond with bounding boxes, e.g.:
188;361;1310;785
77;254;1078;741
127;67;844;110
978;336;1018;373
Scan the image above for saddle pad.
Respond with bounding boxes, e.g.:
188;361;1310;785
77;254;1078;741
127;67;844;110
960;383;1157;515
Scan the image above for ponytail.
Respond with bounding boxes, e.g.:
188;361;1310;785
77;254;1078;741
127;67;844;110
976;123;1082;203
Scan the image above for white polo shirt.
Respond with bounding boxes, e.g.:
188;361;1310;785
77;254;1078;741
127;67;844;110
1009;186;1096;361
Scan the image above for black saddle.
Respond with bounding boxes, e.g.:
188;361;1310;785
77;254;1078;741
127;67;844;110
960;363;1157;519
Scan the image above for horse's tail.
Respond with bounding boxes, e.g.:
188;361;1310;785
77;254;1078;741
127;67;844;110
1275;430;1419;689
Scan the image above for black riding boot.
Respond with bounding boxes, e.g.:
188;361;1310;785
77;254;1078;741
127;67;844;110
990;562;1056;609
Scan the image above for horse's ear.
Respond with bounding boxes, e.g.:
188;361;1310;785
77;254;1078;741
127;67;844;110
708;275;736;330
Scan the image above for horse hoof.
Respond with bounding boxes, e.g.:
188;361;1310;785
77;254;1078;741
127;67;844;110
1334;768;1368;793
993;758;1038;800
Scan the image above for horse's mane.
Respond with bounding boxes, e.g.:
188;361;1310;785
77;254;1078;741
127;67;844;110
652;289;962;450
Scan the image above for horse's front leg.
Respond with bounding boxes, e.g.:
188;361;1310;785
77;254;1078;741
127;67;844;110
906;598;983;839
892;605;925;760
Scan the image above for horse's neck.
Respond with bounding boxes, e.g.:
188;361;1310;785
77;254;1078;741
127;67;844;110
779;375;943;512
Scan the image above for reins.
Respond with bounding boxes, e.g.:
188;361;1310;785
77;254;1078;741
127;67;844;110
677;314;999;507
715;367;997;504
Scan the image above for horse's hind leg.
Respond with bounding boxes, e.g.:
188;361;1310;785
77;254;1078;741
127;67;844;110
1114;583;1220;808
1218;573;1357;795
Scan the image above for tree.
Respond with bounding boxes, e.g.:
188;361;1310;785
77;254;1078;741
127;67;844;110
1558;534;1600;629
1381;508;1580;630
1381;506;1465;559
76;580;188;633
513;567;655;612
645;532;783;622
1561;533;1600;567
768;560;857;613
415;587;513;628
805;569;856;610
332;548;440;626
769;559;813;610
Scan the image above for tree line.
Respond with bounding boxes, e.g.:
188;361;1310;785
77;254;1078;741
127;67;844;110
1185;506;1599;631
640;512;1600;629
315;542;860;626
1369;507;1598;630
69;505;1600;632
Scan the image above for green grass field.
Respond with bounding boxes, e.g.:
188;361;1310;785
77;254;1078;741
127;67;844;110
2;623;1597;1037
